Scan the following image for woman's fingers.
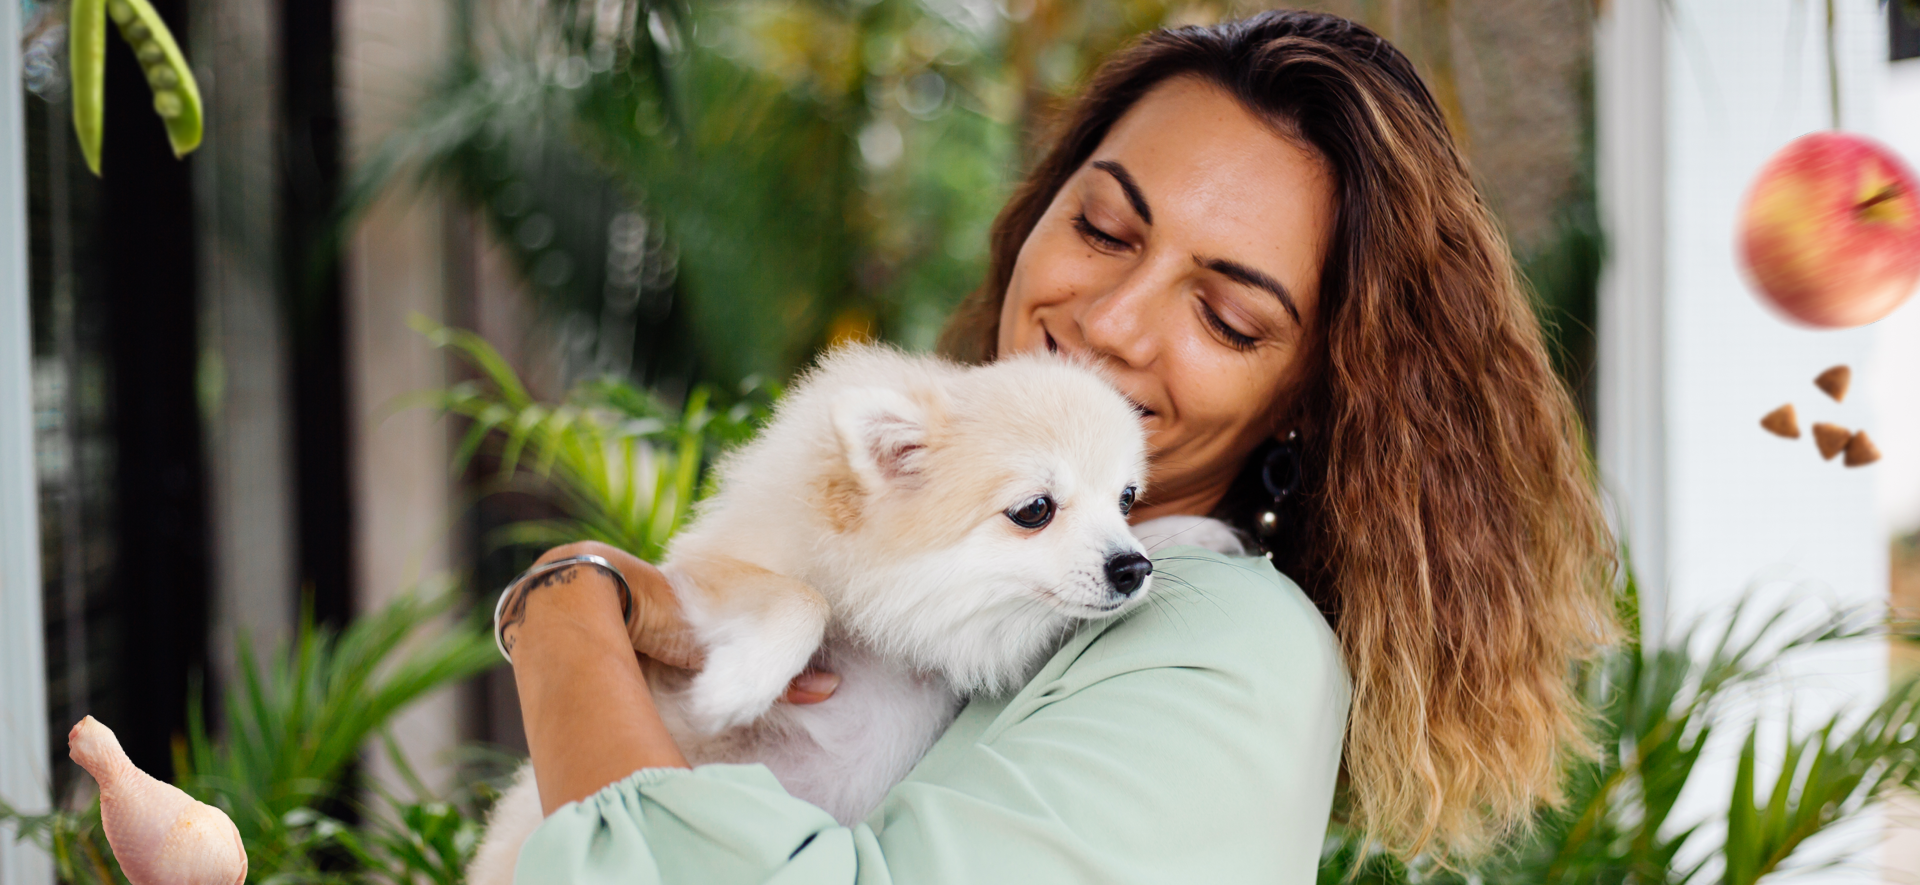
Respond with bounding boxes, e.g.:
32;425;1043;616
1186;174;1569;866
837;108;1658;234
534;542;705;670
783;669;840;705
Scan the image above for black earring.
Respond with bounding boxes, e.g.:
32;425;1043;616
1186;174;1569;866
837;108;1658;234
1256;431;1301;539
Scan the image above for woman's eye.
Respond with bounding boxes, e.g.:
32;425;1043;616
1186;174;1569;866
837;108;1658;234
1071;213;1129;251
1007;495;1055;530
1201;303;1260;352
1119;486;1137;516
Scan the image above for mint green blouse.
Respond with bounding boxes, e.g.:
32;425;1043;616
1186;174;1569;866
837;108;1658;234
515;545;1351;884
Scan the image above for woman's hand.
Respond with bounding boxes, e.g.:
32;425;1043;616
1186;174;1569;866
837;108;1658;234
528;541;704;669
784;669;840;704
525;541;841;704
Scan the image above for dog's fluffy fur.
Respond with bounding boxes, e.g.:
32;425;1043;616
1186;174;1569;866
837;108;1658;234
467;345;1155;885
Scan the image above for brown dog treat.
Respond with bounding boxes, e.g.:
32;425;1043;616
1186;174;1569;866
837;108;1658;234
1812;422;1852;460
1760;404;1800;438
1844;430;1881;467
1815;365;1851;402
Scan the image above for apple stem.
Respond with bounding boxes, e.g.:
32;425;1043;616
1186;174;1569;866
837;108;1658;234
1859;186;1902;213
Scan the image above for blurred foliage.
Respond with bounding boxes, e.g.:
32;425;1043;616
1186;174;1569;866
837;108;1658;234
422;320;774;560
351;0;1245;389
176;587;500;880
2;587;503;884
1517;64;1601;428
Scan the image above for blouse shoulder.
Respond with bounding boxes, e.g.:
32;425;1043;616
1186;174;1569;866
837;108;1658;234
881;543;1352;883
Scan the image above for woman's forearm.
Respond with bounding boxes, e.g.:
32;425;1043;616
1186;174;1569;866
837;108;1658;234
506;560;690;815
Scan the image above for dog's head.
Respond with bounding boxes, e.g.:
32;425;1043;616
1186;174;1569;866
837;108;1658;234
813;348;1152;692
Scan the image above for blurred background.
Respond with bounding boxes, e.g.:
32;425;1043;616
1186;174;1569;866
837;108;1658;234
1;0;1919;881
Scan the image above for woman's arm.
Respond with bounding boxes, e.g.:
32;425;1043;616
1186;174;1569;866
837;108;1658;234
502;544;690;814
503;542;841;814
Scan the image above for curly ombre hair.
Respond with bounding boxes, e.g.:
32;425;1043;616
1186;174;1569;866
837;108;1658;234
937;9;1619;860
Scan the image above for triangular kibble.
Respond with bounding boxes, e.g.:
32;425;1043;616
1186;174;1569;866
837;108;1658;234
1815;365;1851;402
1760;404;1800;438
1812;422;1851;460
1844;430;1881;467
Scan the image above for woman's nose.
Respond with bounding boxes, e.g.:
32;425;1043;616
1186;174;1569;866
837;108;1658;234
1077;265;1171;368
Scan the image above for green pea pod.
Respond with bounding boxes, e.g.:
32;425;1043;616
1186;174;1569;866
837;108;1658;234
109;0;203;160
69;0;107;175
67;0;204;175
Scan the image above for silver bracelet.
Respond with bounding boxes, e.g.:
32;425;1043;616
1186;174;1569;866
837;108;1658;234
493;553;636;664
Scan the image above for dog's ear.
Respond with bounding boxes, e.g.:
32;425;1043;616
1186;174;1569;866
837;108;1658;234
830;387;928;491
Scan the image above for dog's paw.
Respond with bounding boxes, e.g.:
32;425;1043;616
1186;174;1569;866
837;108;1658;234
684;643;805;734
664;556;829;735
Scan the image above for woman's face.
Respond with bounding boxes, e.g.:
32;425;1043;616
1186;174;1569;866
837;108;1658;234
997;76;1335;522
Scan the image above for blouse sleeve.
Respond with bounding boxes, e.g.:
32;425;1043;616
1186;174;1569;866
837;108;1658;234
514;546;1351;885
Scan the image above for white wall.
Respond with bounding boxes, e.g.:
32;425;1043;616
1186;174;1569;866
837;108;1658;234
1599;0;1899;879
191;0;299;694
1873;58;1920;540
0;0;55;881
341;0;467;799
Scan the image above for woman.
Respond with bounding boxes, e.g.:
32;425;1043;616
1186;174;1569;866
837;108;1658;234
496;9;1617;882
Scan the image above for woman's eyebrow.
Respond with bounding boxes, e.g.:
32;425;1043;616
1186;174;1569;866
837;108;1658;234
1091;160;1152;225
1197;255;1302;324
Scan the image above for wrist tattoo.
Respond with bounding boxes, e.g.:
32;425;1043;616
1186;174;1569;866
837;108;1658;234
496;566;581;655
493;554;636;664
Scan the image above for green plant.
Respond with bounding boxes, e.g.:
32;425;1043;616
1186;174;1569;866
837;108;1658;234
304;799;484;885
2;585;500;884
423;320;774;561
178;584;501;879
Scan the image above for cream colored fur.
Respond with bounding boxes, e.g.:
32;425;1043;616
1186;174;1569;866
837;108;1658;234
468;344;1163;885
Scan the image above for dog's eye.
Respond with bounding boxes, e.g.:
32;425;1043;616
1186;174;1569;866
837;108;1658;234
1119;486;1137;516
1007;496;1055;530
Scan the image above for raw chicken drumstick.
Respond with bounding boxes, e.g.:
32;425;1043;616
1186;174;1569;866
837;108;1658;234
67;716;247;885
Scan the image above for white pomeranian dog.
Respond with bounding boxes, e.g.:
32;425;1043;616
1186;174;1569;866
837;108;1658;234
467;344;1159;885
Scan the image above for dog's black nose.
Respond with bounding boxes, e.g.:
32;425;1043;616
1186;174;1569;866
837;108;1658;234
1104;552;1152;597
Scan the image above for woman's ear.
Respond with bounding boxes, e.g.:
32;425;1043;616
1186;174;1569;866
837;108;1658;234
830;387;928;492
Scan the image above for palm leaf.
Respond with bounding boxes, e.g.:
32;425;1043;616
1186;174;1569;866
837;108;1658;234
1719;677;1920;884
423;321;775;561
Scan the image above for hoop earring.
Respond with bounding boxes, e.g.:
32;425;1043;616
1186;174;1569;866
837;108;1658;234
1256;431;1302;540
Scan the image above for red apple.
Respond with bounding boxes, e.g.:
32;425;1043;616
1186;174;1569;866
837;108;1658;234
1737;132;1920;328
